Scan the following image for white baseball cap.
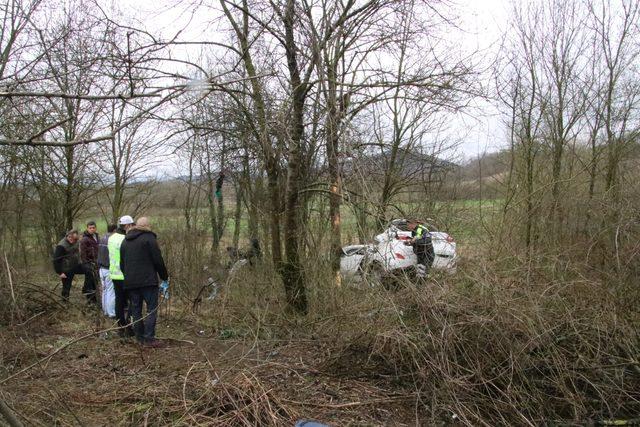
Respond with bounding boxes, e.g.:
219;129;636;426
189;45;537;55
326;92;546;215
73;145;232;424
119;215;135;225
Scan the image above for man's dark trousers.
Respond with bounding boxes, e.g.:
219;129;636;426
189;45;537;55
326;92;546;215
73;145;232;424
112;279;130;331
415;240;435;279
61;264;86;301
81;263;98;303
127;286;159;343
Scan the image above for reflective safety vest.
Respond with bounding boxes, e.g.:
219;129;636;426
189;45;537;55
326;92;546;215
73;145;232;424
108;233;126;280
413;224;431;245
414;224;429;239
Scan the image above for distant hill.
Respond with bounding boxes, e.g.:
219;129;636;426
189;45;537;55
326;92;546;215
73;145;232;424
344;147;459;181
459;150;510;181
454;150;511;199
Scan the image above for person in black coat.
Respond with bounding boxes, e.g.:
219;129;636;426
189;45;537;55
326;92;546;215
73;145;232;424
53;229;83;301
406;220;435;280
120;217;168;347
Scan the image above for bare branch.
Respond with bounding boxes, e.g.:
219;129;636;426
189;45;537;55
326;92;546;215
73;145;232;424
0;90;162;100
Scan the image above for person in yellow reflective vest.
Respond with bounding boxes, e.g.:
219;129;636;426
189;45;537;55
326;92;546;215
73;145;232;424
407;220;435;280
108;215;135;337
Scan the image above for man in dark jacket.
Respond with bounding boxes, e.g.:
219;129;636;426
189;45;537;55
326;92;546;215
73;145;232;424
79;221;99;304
53;229;84;301
120;217;169;347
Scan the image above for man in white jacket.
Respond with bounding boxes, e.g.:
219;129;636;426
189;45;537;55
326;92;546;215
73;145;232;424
97;224;117;317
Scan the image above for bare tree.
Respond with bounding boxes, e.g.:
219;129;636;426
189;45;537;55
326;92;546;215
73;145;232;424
537;0;589;235
588;0;640;225
219;0;285;273
499;2;546;250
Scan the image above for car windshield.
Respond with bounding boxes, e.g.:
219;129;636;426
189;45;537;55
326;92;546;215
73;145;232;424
389;219;408;231
342;246;367;256
388;218;439;232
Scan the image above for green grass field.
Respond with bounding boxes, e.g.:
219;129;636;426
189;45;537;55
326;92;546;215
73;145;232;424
73;197;504;250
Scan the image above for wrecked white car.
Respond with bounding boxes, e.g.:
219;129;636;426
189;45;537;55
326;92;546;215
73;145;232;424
340;219;457;279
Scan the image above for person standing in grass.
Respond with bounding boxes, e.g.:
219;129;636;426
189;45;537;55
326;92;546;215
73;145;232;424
120;217;169;348
53;229;83;302
109;216;135;337
79;221;100;304
407;219;435;280
98;224;117;318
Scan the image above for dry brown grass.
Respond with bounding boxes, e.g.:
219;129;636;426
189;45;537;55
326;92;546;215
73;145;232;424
318;258;640;425
0;250;639;426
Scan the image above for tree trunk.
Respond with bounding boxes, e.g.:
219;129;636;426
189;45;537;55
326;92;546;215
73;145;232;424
266;165;282;267
232;181;242;249
63;145;74;234
206;176;218;260
216;189;224;244
241;141;259;242
326;58;343;288
281;0;308;314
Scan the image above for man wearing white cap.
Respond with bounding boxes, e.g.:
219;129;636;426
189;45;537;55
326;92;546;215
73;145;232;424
108;215;135;337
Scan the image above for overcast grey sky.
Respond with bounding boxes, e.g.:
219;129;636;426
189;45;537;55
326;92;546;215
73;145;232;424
117;0;512;165
456;0;509;158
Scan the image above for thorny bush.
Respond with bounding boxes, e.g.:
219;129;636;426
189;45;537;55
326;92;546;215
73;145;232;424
326;258;640;425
